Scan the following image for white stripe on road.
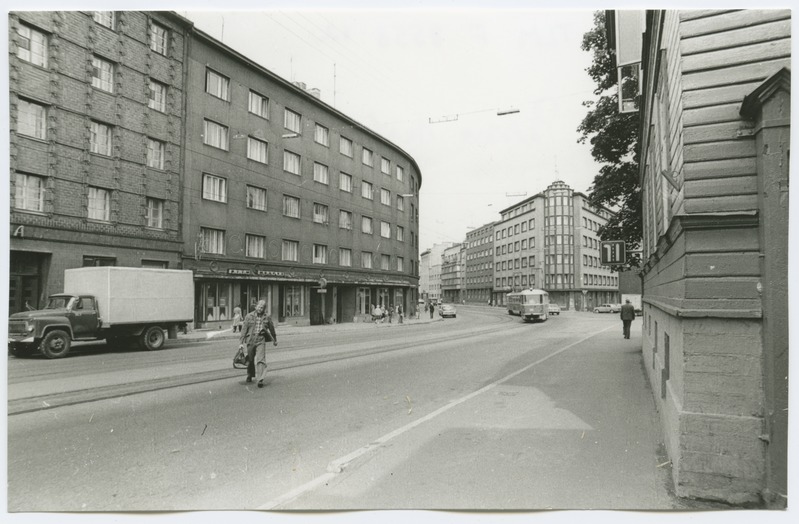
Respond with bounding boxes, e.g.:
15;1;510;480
258;324;615;509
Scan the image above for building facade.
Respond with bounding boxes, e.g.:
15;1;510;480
181;28;422;327
9;11;192;314
440;243;464;303
492;180;619;309
8;11;422;328
463;222;495;304
609;9;789;506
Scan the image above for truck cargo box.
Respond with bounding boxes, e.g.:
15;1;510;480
63;267;193;325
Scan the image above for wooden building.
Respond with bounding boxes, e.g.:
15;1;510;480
608;9;790;506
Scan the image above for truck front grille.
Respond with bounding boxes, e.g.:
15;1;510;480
8;321;28;335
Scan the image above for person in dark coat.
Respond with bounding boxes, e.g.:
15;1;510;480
429;302;435;319
620;299;636;339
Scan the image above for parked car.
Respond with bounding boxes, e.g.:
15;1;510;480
548;303;561;315
439;304;457;318
593;303;620;314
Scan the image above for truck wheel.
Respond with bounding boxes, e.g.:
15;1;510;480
140;326;165;351
40;330;71;359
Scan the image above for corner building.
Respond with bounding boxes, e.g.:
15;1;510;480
492;180;619;309
8;11;191;313
182;29;422;327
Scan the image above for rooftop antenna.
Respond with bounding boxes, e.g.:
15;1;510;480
554;155;559;178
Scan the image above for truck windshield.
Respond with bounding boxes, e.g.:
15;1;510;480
45;296;74;309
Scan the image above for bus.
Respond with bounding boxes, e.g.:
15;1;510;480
506;288;550;322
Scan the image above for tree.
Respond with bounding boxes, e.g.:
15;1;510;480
577;11;642;268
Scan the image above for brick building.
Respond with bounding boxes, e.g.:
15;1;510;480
608;9;790;505
9;11;192;313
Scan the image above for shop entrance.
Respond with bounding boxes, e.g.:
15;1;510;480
9;251;46;314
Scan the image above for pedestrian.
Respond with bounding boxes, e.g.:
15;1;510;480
371;304;379;323
388;305;394;323
239;299;277;388
397;304;403;324
620;298;636;339
429;302;434;319
231;304;243;333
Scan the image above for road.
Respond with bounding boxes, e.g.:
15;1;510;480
7;306;691;511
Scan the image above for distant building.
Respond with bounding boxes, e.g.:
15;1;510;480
608;9;789;506
419;242;453;304
440;243;464;303
463;221;495;304
493;180;619;309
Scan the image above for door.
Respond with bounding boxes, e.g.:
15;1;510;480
71;296;100;338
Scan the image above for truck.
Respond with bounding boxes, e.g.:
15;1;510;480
8;267;194;359
621;294;643;316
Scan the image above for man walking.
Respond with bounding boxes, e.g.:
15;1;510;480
620;299;636;339
239;299;277;388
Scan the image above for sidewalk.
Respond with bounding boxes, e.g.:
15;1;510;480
176;313;443;344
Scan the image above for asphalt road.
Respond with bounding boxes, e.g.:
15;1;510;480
7;307;691;511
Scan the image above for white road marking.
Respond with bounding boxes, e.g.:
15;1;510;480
258;324;615;509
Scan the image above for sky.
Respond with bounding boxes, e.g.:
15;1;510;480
179;7;601;251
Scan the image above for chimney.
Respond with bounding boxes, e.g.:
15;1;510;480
308;88;321;99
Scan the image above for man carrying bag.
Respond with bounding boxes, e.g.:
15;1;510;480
239;299;278;388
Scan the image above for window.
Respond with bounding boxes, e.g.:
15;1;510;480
146;138;165;169
246;186;267;211
88;186;110;221
248;91;269;118
313;244;327;264
397;195;404;211
397;226;404;241
339;248;352;267
148;79;167;112
202;174;227;203
314;124;329;146
93;12;115;29
92;56;114;92
17;99;46;139
381;157;390;175
380;188;391;206
283;150;300;175
246;235;265;259
313;162;329;185
146;197;163;228
339;136;353;157
380;221;390;239
362;148;373;166
203;119;228;150
282;240;298;262
282;195;300;218
90;121;112;156
84;255;116;267
361;252;373;269
361;216;373;234
14;173;44;212
247;137;268;164
283;285;304;317
381;254;391;270
312;203;329;224
206;69;229;101
339;172;352;193
339;210;353;230
361;181;373;200
16;24;48;67
201;227;225;255
397;257;404;272
149;21;169;55
284;109;301;133
396;165;404;181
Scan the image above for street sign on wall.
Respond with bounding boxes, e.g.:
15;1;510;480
600;240;626;265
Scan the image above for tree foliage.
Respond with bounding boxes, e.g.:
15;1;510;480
577;11;642;268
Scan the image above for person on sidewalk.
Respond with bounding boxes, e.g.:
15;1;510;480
388;305;394;323
397;304;403;324
620;299;636;339
231;304;243;333
239;299;277;388
429;302;435;319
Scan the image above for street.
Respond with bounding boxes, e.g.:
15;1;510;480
8;306;690;511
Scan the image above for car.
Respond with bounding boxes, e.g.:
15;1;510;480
439;304;457;318
593;303;619;314
548;303;561;315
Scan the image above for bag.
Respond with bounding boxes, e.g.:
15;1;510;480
233;346;248;369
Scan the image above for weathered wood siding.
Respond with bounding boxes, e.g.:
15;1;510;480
679;10;790;214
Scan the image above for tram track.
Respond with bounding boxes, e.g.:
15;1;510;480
9;313;524;416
